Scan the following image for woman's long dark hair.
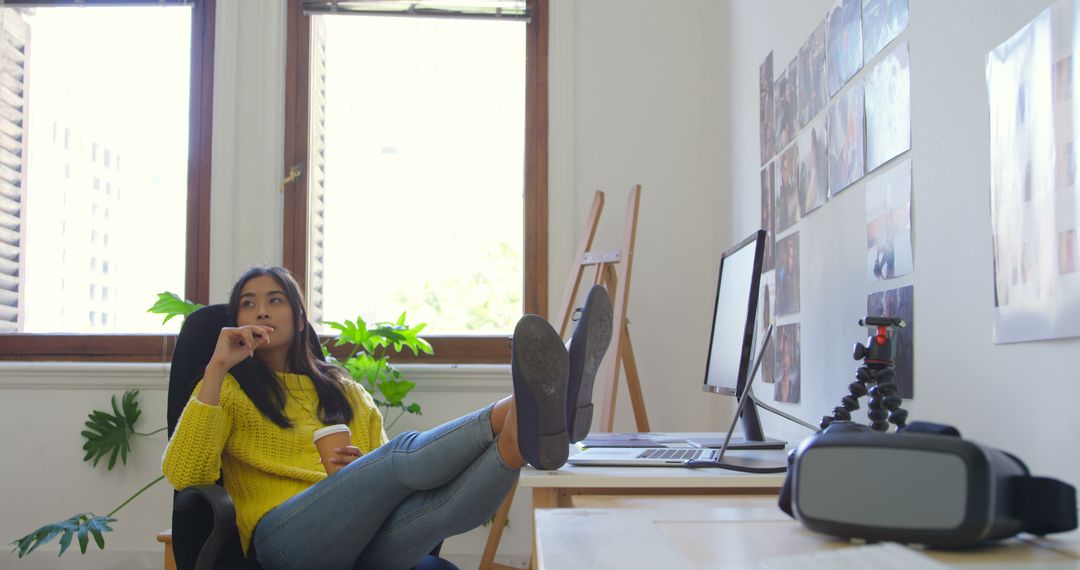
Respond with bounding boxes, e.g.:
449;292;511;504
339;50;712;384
226;266;354;428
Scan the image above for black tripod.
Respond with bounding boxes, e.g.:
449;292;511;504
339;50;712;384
820;316;909;432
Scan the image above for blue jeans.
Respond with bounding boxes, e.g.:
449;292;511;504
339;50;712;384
251;404;519;570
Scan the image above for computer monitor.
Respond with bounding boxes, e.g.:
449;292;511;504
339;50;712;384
696;229;785;450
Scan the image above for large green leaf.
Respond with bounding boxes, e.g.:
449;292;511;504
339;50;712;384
343;353;383;387
324;318;369;348
9;513;115;558
81;391;141;470
377;379;416;405
147;292;203;325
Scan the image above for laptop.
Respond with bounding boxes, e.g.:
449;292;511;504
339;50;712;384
567;325;784;472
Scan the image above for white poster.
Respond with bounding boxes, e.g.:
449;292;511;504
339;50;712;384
987;1;1080;343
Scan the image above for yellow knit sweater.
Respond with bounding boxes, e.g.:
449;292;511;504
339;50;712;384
161;372;388;556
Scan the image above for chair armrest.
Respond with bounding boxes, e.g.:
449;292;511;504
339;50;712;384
174;485;237;570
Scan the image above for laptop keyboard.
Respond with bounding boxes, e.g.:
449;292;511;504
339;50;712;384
636;448;704;460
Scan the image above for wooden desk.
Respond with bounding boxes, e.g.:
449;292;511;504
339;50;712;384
521;457;786;509
479;450;787;570
534;499;1080;569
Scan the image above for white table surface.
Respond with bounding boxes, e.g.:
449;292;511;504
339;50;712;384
535;503;1080;570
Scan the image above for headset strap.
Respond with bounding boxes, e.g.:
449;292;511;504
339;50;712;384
1015;476;1078;535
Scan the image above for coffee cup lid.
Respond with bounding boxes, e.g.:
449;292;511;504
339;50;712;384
313;424;351;444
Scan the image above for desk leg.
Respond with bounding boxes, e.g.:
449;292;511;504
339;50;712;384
479;480;518;570
531;488;558;570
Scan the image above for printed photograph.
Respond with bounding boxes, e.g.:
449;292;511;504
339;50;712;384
827;0;864;97
757;270;776;384
799;115;829;216
1054;54;1073;104
761;162;776;272
776;232;800;316
865;159;913;281
1060;228;1079;275
862;0;908;63
798;19;828;127
773;323;801;404
777;143;801;233
1054;55;1074;190
774;58;799;153
760;51;775;165
867;285;914;399
827;82;866;196
987;6;1080;342
865;41;911;173
1056;141;1075;189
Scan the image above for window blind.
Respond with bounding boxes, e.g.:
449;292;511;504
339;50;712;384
302;0;529;21
0;9;27;332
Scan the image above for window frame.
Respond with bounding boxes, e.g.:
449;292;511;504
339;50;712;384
282;0;548;365
0;0;216;362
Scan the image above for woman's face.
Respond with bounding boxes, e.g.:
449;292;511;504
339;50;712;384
236;274;296;353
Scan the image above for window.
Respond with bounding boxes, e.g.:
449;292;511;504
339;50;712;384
93;176;100;190
284;0;547;364
0;0;215;360
103;147;111;169
89;284;96;299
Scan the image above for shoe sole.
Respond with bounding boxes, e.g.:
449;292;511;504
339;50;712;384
512;315;570;470
566;285;614;443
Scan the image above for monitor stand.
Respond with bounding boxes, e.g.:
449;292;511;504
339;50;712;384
685;401;786;449
689;389;820;450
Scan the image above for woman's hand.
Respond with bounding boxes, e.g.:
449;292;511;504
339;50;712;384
209;325;275;371
197;325;274;406
329;446;363;467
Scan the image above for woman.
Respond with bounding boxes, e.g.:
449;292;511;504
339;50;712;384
162;266;612;569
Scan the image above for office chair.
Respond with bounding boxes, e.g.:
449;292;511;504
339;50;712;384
166;304;457;570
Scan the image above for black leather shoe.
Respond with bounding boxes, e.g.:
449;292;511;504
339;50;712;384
511;315;570;470
566;285;613;443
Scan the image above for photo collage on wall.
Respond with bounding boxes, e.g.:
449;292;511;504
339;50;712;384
757;0;912;404
987;0;1080;343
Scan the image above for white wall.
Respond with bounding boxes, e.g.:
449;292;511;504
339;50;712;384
726;0;1080;488
549;0;733;437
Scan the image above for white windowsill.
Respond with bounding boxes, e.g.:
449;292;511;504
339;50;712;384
0;362;511;392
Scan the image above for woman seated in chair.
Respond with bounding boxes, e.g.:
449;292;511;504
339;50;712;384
162;266;612;570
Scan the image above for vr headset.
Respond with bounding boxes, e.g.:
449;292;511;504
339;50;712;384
778;421;1077;547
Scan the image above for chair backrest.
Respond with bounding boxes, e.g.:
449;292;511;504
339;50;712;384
167;303;324;570
167;304;324;437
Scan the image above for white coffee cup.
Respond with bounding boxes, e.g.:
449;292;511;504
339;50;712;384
312;424;351;475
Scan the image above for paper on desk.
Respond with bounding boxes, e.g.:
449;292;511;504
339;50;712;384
760;543;951;570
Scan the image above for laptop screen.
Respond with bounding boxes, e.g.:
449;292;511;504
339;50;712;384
703;230;764;398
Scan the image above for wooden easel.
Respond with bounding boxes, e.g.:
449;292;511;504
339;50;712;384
479;185;650;570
